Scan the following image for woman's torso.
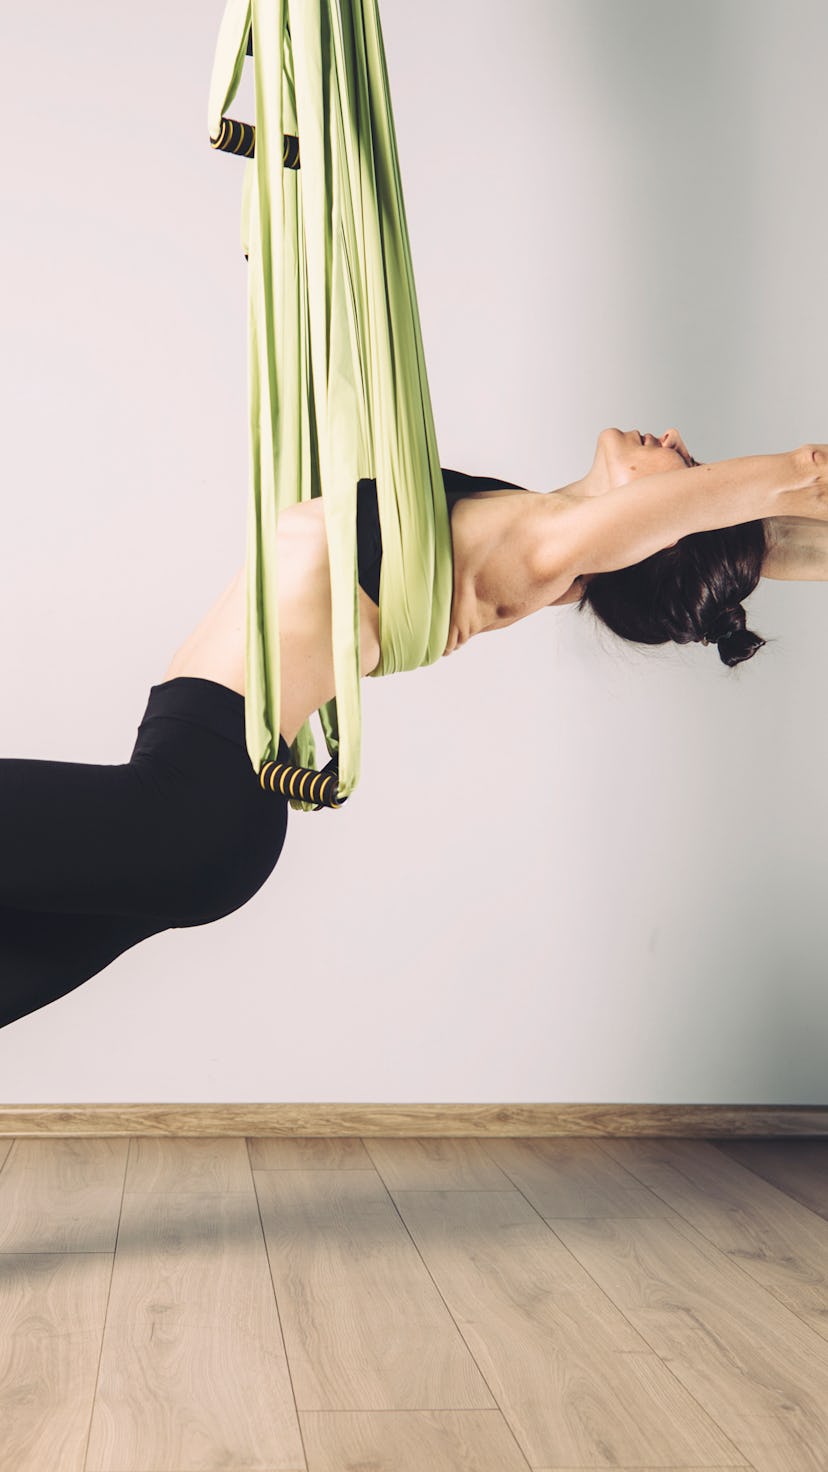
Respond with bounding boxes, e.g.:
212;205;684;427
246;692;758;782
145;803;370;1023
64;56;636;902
162;498;373;745
162;477;581;744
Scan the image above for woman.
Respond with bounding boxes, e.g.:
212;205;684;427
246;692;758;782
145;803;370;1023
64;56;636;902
0;429;823;1028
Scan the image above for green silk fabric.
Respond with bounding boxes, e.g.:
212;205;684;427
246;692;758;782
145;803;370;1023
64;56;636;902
208;0;452;807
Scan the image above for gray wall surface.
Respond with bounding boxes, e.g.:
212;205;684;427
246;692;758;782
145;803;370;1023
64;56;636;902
0;0;825;1103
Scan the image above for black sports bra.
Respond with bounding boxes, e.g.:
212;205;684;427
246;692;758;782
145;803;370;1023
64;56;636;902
355;466;526;606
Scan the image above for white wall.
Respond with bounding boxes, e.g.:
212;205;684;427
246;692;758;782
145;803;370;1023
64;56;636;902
1;0;826;1104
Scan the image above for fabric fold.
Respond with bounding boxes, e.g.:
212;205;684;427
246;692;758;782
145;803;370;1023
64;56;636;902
208;0;452;807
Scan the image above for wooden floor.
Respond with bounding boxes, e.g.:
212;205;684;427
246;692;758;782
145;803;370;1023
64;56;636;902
0;1135;827;1472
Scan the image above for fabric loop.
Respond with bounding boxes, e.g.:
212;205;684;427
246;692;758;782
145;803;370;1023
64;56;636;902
208;0;453;809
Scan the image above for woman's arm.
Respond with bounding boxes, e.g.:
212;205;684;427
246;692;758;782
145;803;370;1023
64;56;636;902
533;445;825;584
761;515;828;580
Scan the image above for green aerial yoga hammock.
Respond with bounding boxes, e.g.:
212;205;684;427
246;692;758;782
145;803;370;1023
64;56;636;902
207;0;453;812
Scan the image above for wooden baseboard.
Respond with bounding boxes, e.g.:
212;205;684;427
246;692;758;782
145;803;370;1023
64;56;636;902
0;1102;825;1137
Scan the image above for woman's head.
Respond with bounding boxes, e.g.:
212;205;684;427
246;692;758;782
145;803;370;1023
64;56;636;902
576;426;768;667
595;426;697;481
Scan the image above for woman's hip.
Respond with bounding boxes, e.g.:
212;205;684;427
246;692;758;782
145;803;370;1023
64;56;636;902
0;676;290;925
128;677;291;922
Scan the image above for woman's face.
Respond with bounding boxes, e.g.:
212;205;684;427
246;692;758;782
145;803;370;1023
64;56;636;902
597;426;696;491
576;427;698;557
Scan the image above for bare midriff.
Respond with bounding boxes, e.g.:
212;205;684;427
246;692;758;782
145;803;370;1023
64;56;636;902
161;500;381;746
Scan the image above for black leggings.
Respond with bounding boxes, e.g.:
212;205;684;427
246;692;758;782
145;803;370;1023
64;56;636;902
0;676;291;1029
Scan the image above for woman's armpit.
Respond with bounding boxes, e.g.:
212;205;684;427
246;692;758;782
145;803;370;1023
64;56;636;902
760;515;828;580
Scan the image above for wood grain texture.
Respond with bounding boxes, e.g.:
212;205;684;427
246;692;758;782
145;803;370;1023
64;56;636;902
0;1101;826;1137
480;1135;677;1217
252;1166;495;1412
717;1138;828;1220
251;1137;742;1467
597;1138;828;1340
299;1410;749;1472
389;1184;740;1468
0;1138;127;1252
84;1139;304;1472
0;1253;112;1472
299;1408;531;1470
0;1134;825;1470
549;1210;828;1470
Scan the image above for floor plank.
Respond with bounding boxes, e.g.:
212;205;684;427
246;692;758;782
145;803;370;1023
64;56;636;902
248;1137;374;1172
597;1139;828;1341
85;1139;305;1472
300;1409;533;1471
550;1209;828;1472
366;1133;658;1196
391;1181;742;1469
716;1139;828;1221
129;1134;265;1193
252;1167;496;1411
481;1135;683;1218
0;1138;127;1252
0;1252;112;1472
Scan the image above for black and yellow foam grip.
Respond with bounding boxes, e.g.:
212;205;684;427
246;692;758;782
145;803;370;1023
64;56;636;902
209;118;300;168
210;26;299;167
258;756;348;811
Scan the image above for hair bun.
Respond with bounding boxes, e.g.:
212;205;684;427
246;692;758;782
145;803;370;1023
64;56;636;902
720;617;766;667
700;603;764;666
705;604;745;644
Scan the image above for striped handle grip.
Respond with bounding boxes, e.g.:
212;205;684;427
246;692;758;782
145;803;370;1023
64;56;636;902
258;756;348;811
209;118;299;167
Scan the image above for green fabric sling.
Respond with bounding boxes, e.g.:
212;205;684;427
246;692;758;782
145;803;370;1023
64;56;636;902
207;0;453;809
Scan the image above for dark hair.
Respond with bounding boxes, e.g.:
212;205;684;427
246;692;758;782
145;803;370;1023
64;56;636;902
576;518;769;667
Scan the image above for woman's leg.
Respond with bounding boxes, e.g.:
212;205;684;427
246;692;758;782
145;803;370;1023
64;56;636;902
0;678;290;1027
0;904;169;1029
0;704;289;921
0;753;188;918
